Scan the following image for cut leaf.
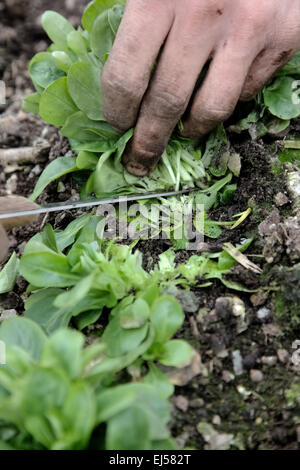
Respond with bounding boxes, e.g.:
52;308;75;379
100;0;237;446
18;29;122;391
30;156;77;201
0;253;19;295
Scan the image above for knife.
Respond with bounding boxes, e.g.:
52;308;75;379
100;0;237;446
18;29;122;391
0;188;197;221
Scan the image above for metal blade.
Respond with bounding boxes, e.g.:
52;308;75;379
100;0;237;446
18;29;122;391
0;188;197;221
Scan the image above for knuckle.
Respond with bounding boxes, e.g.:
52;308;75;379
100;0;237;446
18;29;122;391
194;104;233;124
147;87;187;119
240;91;256;102
186;0;225;27
101;65;143;103
236;1;272;40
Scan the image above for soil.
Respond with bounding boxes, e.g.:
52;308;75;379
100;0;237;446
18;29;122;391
0;0;299;450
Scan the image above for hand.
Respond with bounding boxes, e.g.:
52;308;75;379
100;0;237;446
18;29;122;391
101;0;300;175
0;196;38;262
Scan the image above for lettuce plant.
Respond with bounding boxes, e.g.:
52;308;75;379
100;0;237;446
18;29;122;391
24;1;300;200
14;213;256;335
230;50;300;138
24;3;209;200
0;317;176;450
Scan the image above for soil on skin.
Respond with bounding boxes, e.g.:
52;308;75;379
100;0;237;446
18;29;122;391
0;0;300;450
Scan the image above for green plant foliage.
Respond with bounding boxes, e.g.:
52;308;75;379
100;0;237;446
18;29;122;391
263;76;300;120
0;317;174;450
24;7;236;201
16;215;257;335
0;253;19;294
0;209;259;450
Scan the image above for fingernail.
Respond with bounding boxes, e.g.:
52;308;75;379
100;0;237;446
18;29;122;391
125;161;150;176
122;144;158;176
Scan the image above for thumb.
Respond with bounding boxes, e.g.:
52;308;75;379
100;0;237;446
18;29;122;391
0;196;39;230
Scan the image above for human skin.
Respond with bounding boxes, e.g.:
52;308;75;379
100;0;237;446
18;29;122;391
0;197;38;262
101;0;300;176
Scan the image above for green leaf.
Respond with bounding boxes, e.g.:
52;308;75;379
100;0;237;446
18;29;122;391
62;111;119;141
40;77;77;126
219;276;257;293
120;298;150;329
67;62;104;120
61;382;96;449
20;251;78;288
108;4;124;34
203;220;223;239
106;406;151;450
24;287;70;334
22;368;69;415
263;76;300;120
53;273;95;311
158;250;176;274
220;184;237;205
42;11;75;49
93;152;127;194
67;30;89;61
29;52;65;91
82;0;125;33
41;329;84;379
76;151;99;170
102;313;149;357
158;340;194;367
228;110;260;134
0;252;19;294
277;51;300;77
74;140;117;153
55;213;92;251
265;116;290;135
194;173;233;211
42;224;59;253
96;387;136;423
123;384;171;441
202;124;227;167
30;156;77;201
91;10;115;63
74;310;102;330
0;317;46;361
150;296;184;345
22;93;41;114
143;364;174;399
52;51;73;73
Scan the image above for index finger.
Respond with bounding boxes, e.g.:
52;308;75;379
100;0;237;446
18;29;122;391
101;0;174;132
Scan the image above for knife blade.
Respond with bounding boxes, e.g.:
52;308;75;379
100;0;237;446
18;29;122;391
0;188;197;221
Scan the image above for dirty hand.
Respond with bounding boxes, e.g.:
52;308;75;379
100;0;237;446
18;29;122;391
101;0;300;175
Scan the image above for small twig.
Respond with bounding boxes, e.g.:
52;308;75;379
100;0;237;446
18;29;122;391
40;212;49;230
0;145;49;165
223;242;262;274
189;316;201;340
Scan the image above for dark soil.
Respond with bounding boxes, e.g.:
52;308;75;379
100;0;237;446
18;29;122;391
0;0;299;450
